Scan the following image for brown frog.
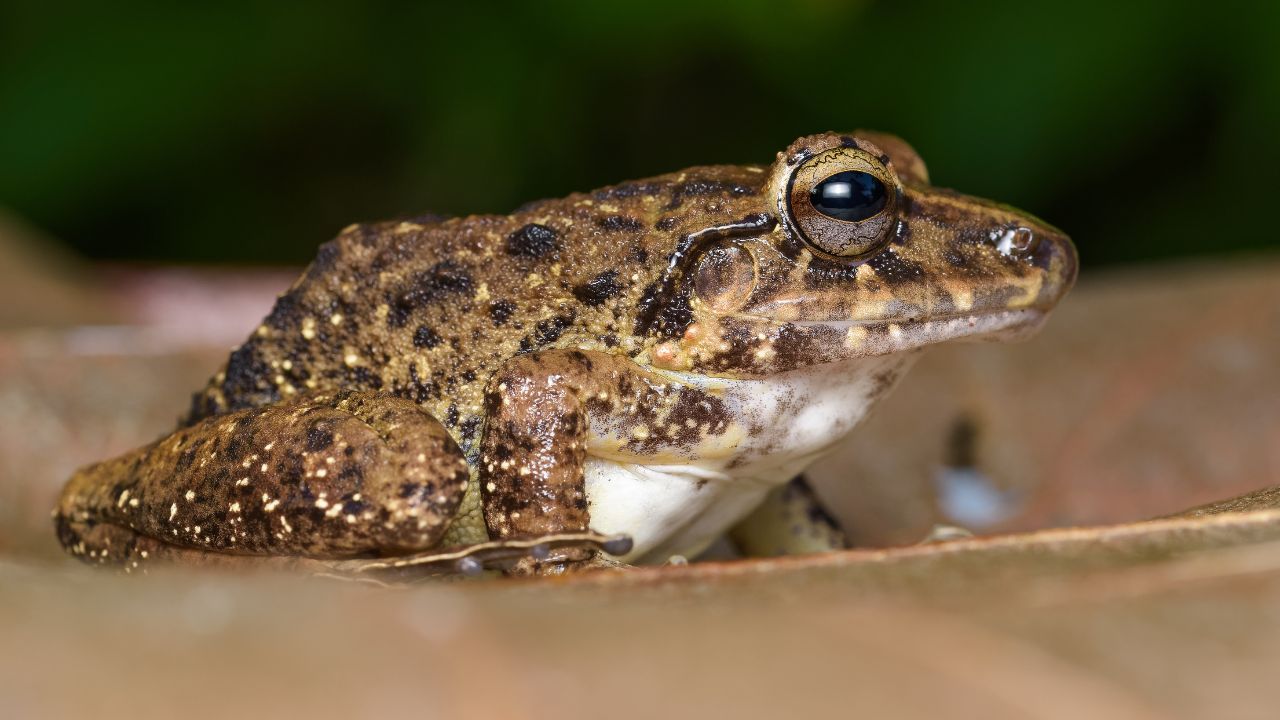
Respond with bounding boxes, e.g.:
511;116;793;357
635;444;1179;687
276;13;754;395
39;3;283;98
54;132;1076;577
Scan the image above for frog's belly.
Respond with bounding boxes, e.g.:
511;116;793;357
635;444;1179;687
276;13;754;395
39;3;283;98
584;459;776;563
585;353;917;563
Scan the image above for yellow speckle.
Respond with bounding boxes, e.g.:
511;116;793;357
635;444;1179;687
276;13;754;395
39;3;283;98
301;317;317;340
184;490;195;502
844;326;868;350
169;503;177;520
344;353;359;366
330;313;344;326
229;502;241;513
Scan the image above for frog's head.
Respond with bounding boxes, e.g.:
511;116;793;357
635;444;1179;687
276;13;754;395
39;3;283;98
649;131;1077;375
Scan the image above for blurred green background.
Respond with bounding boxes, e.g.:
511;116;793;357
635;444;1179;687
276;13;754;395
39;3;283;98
2;0;1277;267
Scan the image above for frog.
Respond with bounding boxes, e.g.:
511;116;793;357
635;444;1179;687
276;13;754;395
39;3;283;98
53;131;1076;578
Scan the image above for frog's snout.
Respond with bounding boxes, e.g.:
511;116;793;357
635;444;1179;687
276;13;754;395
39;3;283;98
992;225;1041;257
988;219;1077;294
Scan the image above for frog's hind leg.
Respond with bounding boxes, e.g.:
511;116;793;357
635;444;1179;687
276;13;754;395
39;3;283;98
54;391;470;571
728;475;847;557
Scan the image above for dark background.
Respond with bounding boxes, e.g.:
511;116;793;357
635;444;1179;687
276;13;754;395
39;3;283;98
2;1;1277;267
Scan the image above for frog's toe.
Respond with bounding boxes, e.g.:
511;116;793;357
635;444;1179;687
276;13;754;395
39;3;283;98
600;533;633;557
325;530;634;580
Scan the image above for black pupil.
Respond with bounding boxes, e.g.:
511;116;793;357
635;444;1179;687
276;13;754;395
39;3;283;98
809;171;887;222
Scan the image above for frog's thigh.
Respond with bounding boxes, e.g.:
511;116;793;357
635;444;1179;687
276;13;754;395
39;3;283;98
54;391;469;568
479;349;646;540
728;475;847;557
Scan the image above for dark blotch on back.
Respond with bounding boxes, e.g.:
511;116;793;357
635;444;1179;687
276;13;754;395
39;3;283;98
306;424;334;452
263;288;308;332
307;241;341;277
489;299;516;326
597;215;644;233
519;313;576;352
214;342;280;417
388;261;474;328
572;270;622;306
506;223;559;258
413;325;443;349
665;178;757;210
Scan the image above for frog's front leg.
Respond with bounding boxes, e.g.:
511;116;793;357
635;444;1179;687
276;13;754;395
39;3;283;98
55;390;470;570
479;349;647;573
729;475;847;557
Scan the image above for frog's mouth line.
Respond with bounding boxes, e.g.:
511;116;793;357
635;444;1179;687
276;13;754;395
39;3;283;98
729;307;1050;353
733;306;1049;332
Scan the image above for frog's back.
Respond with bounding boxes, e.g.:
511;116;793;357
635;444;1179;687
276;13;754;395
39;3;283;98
185;164;768;452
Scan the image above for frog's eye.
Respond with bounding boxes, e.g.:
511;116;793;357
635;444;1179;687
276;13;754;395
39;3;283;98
810;171;887;222
785;148;902;260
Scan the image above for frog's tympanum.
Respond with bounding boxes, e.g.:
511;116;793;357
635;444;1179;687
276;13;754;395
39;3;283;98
55;132;1076;577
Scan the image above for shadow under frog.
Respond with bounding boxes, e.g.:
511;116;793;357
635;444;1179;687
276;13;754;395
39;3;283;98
54;131;1077;577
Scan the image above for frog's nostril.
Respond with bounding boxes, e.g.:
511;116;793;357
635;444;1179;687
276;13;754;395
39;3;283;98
993;226;1039;257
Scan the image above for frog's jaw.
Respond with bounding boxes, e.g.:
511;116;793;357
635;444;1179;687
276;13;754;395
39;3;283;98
667;307;1044;377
